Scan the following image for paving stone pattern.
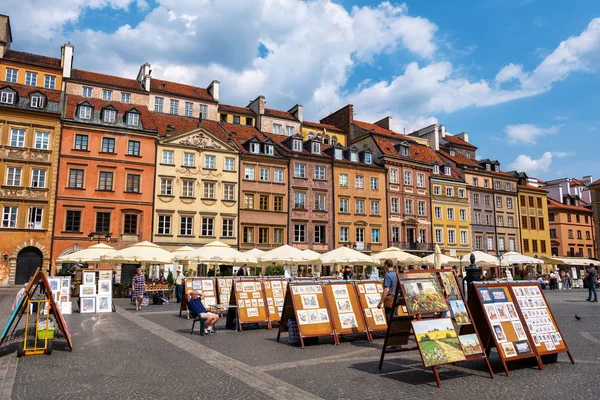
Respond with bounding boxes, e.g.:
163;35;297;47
0;289;598;399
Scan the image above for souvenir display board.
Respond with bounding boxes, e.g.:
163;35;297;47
263;279;286;323
217;277;234;309
48;276;73;315
231;280;269;329
412;317;466;368
511;283;573;361
324;282;368;339
180;277;217;317
471;283;542;376
398;272;449;316
355;281;387;334
277;282;335;348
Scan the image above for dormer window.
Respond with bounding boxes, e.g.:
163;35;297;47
350;151;358;162
331;136;338;145
574;198;579;206
565;197;571;205
334;148;343;160
103;109;116;123
127;112;140;126
308;132;314;140
364;152;372;164
466;153;471;159
486;164;491;171
399;142;410;157
292;139;302;152
324;135;330;145
250;142;260;154
494;165;499;172
0;91;15;104
30;95;44;109
444;166;451;176
265;144;274;155
450;150;456;156
79;105;92;119
311;142;321;154
433;164;440;174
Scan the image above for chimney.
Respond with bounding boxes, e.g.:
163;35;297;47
440;125;446;137
289;104;303;123
60;43;74;79
320;104;353;137
583;175;593;185
374;116;392;130
430;125;440;151
207;80;220;102
137;63;151;92
248;95;265;116
0;15;12;58
455;131;469;143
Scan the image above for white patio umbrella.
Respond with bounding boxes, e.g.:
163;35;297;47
56;243;114;263
244;248;266;258
422;252;460;266
320;246;380;266
258;245;311;264
171;246;195;260
101;241;173;264
372;247;424;266
301;249;322;263
182;241;256;265
501;251;544;265
465;251;502;267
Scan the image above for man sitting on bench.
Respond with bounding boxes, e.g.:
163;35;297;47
186;290;219;335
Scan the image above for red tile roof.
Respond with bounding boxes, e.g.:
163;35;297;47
199;119;230;143
439;148;481;168
151;113;200;137
150;78;215;102
218;103;255;116
264;108;297;121
443;134;477;150
353;120;410;140
303;120;344;133
547;197;591;212
589;178;600;187
71;69;144;92
261;132;332;158
569;178;585;187
0;81;61;103
3;50;62;69
517;184;548;193
220;122;264;153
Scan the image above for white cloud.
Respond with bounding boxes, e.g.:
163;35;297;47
507;151;574;175
552;151;575;158
504;124;562;144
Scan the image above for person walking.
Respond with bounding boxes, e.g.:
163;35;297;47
549;270;557;290
563;271;571;290
132;268;146;311
174;270;185;303
585;264;598;302
377;259;397;324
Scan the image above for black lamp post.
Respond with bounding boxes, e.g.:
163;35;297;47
463;253;481;300
88;231;111;243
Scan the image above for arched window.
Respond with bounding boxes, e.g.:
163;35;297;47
331;136;338;145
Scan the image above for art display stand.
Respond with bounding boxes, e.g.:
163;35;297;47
47;276;72;314
323;281;369;341
355;281;388;336
79;270;113;313
179;277;217;317
262;278;286;325
226;280;269;331
216;277;234;310
0;268;73;353
277;282;336;348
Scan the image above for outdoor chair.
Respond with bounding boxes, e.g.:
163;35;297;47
190;315;205;336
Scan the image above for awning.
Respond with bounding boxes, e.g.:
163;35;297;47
543;257;600;267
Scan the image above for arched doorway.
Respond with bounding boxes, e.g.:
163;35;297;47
15;247;43;284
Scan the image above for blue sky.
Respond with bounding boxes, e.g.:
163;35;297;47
4;0;600;180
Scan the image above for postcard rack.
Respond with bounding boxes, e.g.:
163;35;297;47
323;281;369;341
226;279;270;331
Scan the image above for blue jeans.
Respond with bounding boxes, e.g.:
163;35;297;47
588;282;598;301
176;285;183;303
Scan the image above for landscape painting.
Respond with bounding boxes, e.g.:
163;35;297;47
440;271;461;297
412;318;466;367
458;334;484;357
449;300;470;325
402;278;448;315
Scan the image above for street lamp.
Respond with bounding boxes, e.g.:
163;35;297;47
88;231;111;243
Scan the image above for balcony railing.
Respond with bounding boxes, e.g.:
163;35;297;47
351;242;372;252
390;241;434;252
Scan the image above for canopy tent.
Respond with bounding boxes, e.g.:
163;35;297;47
181;241;256;265
101;241;174;264
372;247;424;266
258;245;311;264
500;251;544;265
56;243;114;263
320;246;380;266
421;253;460;266
542;257;600;267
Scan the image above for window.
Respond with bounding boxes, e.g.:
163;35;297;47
224;157;235;171
125;112;139;126
506;198;512;209
286;126;294;136
404;171;412;185
82;87;93;98
433;186;441;196
435;229;443;244
399;144;410;156
273;124;282;135
156;215;171;235
350;151;358;162
532;240;538;253
68;169;84;188
246;117;253;126
201;218;215;236
273;228;283;244
98;171;114;191
498;237;505;251
30;169;46;188
418;201;426;216
389;168;398;184
484;195;491;206
27;207;43;229
31;132;49;151
184;102;193;117
154;97;164;112
447;208;454;220
181;180;194;197
30;95;44;108
99;89;112;101
459;208;467;221
473;193;480;204
340;227;349;242
364;153;372;164
549;229;557;238
504;183;510;191
25;71;37;86
355;175;364;189
509;238;515;252
259;195;269;210
244;166;254;180
294;164;306;178
274;196;283;212
446;187;454;197
311;142;321;154
444;166;451;176
199;105;208;120
2;206;18;228
125;140;141;157
417;173;425;188
474;214;481;224
315;194;326;211
576;214;581;223
372;228;380;243
356;228;365;244
203;182;215;199
294;192;306;209
0;90;14;104
370;177;379;190
535;197;542;208
475;236;482;250
65;210;81;232
528;196;534;207
294;224;306;242
95;212;111;233
484;180;489;188
521;216;528;229
520;195;526;206
339;198;349;213
292;139;302;151
244;194;254;209
434;206;442;219
160;178;173;195
249;142;260;154
274;169;284;183
585;215;589;224
577;230;582;239
586;231;591;240
123;214;138;235
497;216;503;226
74;134;88;150
223;184;235;201
472;177;478;186
79;105;92;119
334;148;343;160
118;92;130;104
356;199;365;214
10;129;25;147
567;214;572;222
201;154;215;169
460;230;468;245
495;181;500;190
314;165;326;180
522;239;529;252
508;216;514;227
405;199;413;215
5;68;17;83
243;227;254;243
314;226;326;243
392;227;400;242
433;164;440;174
259;227;269;244
487;237;494;251
530;217;536;230
486;214;492;225
538;218;545;230
102;138;115;153
448;230;456;245
265;144;274;155
371;201;380;216
496;197;502;208
180;216;193;236
339;173;348;187
222;219;235;238
540;240;546;253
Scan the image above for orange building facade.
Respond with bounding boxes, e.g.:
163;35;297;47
548;197;595;258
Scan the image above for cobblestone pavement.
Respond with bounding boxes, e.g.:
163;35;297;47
0;288;598;399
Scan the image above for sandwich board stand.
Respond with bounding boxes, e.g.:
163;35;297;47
262;278;286;326
355;281;388;336
179;277;217;317
277;282;336;348
323;281;369;341
226;280;269;331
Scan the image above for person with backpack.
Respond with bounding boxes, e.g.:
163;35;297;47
585;264;598;302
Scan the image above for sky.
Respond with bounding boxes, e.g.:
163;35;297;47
3;0;600;180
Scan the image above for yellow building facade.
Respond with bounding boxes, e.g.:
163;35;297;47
518;185;551;259
301;121;346;147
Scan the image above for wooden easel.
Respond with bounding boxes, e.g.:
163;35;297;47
323;281;369;342
226;279;269;331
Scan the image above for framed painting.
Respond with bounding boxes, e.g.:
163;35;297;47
412;318;466;367
401;277;448;315
80;297;96;313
